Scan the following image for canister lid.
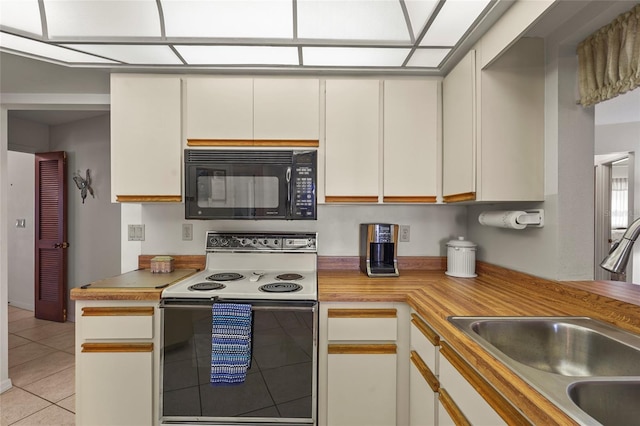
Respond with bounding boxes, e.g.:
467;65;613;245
446;236;477;248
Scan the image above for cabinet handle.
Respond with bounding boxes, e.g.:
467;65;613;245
442;192;476;203
325;196;378;203
116;195;181;203
328;309;397;318
82;307;154;316
440;342;531;425
187;139;320;148
410;351;439;392
82;343;153;353
383;196;437;203
328;344;396;355
411;314;440;346
439;388;471;426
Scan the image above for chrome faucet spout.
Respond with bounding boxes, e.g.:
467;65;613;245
600;217;640;274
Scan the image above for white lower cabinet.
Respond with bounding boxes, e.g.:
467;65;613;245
409;313;440;426
319;302;410;426
75;301;160;425
327;348;397;426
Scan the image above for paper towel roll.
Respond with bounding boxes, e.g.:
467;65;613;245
478;211;528;229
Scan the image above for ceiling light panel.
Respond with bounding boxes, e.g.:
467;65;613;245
175;45;298;65
404;0;439;39
0;32;117;63
297;0;410;41
43;0;161;38
303;47;410;67
0;0;43;36
61;44;183;64
420;0;491;46
406;48;450;67
162;0;293;39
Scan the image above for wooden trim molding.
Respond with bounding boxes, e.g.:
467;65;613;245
442;192;476;203
328;308;397;318
440;342;531;425
82;343;153;353
383;196;437;203
439;388;471;426
328;344;397;355
187;139;319;148
325;196;379;203
318;256;446;271
411;314;440;346
82;307;154;316
410;351;439;392
138;255;205;270
116;195;181;203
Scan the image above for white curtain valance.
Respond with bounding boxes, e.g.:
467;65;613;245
577;4;640;107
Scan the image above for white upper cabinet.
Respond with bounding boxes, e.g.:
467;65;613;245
442;37;545;203
383;80;439;202
442;51;476;202
325;79;380;202
185;77;320;144
110;74;182;202
185;77;253;141
253;78;320;140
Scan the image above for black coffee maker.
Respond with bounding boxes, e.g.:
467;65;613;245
360;223;399;277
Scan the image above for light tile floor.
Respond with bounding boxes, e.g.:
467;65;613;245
1;305;75;425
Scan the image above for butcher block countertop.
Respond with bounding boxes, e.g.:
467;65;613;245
319;261;640;425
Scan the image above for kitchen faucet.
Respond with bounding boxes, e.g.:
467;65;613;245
600;217;640;274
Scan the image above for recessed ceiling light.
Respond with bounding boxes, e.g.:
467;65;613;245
175;45;299;65
303;47;410;67
0;0;42;36
407;48;451;67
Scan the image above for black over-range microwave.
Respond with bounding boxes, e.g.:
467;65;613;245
184;149;317;220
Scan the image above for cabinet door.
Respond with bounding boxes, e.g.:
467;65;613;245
442;50;476;203
110;75;181;202
327;348;397;426
185;77;253;140
325;79;380;202
77;345;153;425
439;346;507;426
383;80;439;202
254;78;320;141
409;358;436;426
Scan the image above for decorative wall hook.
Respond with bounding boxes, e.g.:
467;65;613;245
73;169;95;204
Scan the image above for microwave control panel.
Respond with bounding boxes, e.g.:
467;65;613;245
292;151;317;219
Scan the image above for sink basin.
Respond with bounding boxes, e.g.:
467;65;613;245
468;318;640;376
569;380;640;426
448;316;640;425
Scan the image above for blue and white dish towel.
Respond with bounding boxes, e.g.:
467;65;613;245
211;303;252;385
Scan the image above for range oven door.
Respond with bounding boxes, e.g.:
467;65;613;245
160;299;317;425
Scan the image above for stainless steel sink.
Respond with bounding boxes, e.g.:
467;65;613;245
568;380;640;426
448;316;640;425
468;317;640;376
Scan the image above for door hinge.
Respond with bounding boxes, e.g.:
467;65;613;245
63;308;67;322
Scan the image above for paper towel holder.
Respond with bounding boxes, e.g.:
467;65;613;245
479;209;545;228
517;209;544;227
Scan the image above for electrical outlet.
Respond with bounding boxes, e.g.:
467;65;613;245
128;224;145;241
399;225;410;242
182;223;193;241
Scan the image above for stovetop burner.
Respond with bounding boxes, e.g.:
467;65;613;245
259;282;303;293
206;272;244;282
276;273;304;281
189;282;226;291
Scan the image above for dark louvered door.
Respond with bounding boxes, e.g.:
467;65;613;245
35;151;68;322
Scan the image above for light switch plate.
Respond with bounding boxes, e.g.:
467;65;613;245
399;225;410;242
128;224;145;241
182;224;193;241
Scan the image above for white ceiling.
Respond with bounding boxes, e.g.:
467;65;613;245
0;0;511;73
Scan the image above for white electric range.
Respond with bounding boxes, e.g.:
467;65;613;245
161;231;318;301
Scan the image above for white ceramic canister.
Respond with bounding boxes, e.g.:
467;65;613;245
445;236;477;278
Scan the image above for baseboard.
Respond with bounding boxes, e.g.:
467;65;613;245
8;300;34;311
0;378;13;394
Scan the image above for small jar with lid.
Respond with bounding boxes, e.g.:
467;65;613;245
445;237;477;278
